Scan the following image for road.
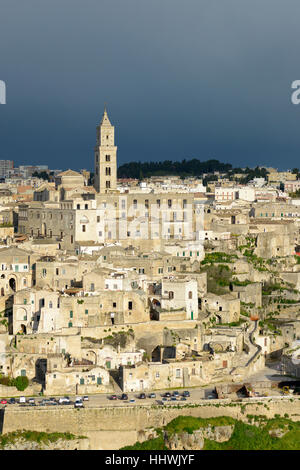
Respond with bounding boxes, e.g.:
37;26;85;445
0;360;295;409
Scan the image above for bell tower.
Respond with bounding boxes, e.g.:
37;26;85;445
94;106;117;193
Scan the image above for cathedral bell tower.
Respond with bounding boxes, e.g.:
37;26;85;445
94;106;117;193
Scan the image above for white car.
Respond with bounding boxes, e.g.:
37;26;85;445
83;396;89;401
58;397;70;404
19;396;26;403
74;400;84;408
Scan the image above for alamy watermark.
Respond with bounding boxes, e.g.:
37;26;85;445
0;80;6;104
291;80;300;104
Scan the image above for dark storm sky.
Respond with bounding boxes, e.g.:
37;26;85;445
1;0;300;171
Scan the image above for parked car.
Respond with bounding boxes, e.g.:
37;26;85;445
182;391;190;397
129;399;135;403
8;398;15;404
83;396;89;401
138;393;146;399
74;400;84;408
58;397;70;404
1;399;7;404
164;392;171;398
110;395;117;400
121;393;128;400
19;396;26;404
148;393;156;398
40;399;50;405
28;398;35;404
172;391;180;397
171;397;177;401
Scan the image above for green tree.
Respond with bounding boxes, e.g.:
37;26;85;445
14;375;29;391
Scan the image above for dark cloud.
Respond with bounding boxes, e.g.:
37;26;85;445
0;0;300;169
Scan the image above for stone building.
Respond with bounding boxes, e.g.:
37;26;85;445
0;246;35;296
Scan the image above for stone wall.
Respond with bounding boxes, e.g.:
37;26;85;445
2;398;300;449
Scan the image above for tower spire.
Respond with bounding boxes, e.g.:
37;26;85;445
101;104;111;126
94;107;117;193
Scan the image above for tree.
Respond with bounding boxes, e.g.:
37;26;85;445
32;171;50;181
14;375;29;391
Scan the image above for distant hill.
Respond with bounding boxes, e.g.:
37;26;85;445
117;159;232;179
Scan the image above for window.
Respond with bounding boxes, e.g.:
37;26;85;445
82;225;86;232
77;204;80;209
168;291;174;300
106;155;110;162
188;291;193;299
156;199;160;208
168;199;172;208
91;283;95;292
105;167;111;175
85;204;88;210
113;302;116;308
97;216;100;223
128;301;133;310
85;309;88;315
106;181;111;188
133;200;137;209
176;369;181;378
70;311;73;318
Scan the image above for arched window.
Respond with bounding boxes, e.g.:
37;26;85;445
168;291;174;300
188;291;193;299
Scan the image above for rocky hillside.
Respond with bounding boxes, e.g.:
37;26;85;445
0;430;90;450
122;415;300;450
